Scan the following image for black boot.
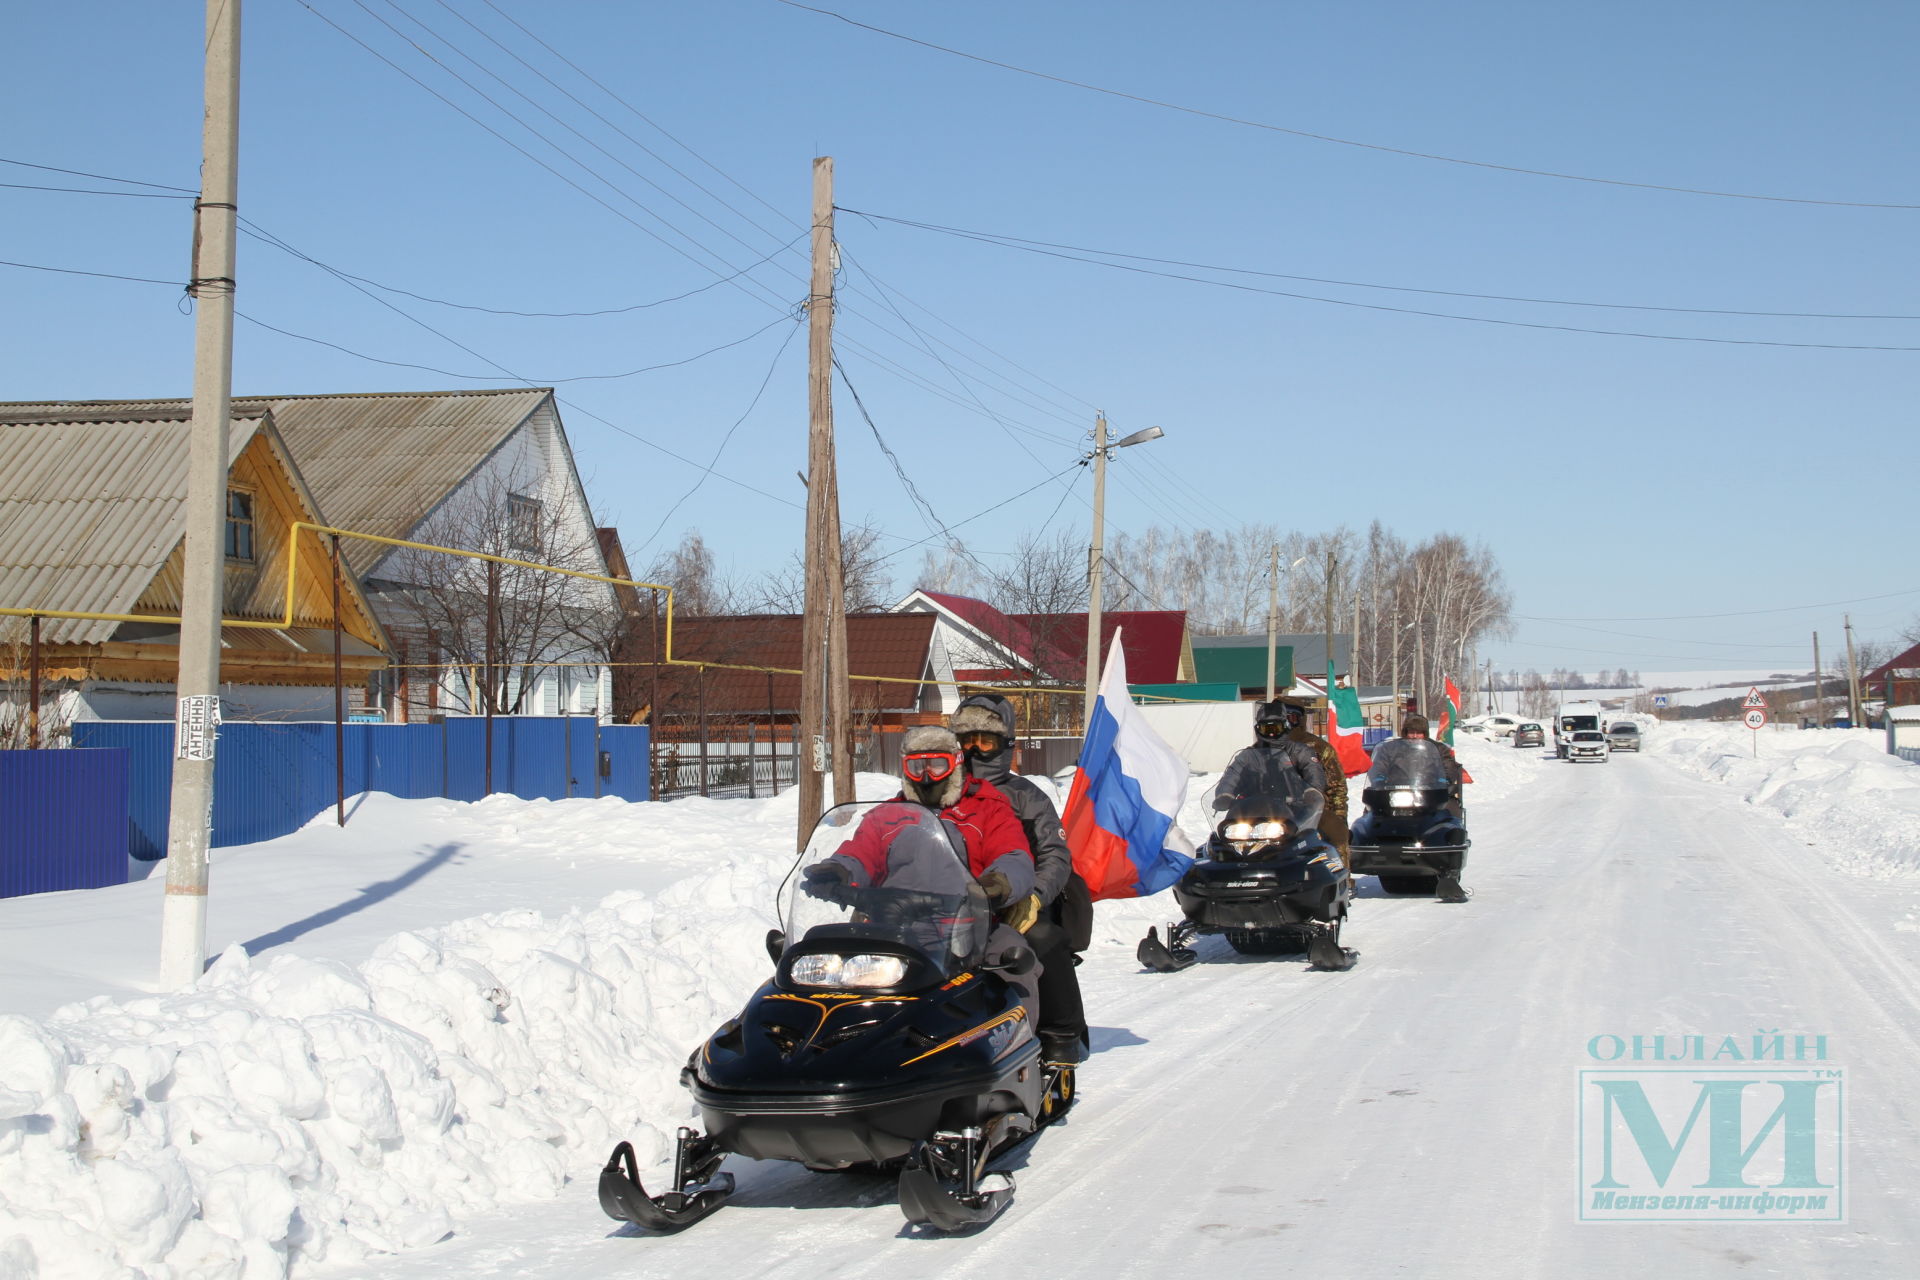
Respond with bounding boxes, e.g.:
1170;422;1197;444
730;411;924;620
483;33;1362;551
1040;1029;1087;1066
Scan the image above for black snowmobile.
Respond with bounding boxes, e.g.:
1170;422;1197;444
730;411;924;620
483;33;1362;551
598;800;1073;1235
1136;783;1356;973
1346;737;1471;902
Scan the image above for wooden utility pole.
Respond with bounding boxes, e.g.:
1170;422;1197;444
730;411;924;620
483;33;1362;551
1812;631;1824;728
1844;614;1864;727
160;0;241;990
798;156;850;848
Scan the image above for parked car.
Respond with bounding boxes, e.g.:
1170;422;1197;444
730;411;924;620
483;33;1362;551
1476;715;1522;738
1607;722;1641;752
1512;722;1545;748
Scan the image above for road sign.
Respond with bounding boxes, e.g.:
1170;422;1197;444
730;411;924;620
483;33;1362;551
1742;687;1768;709
1653;695;1669;708
1743;708;1768;730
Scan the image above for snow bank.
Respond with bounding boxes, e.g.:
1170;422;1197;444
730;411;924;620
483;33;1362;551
0;775;903;1280
1652;724;1920;877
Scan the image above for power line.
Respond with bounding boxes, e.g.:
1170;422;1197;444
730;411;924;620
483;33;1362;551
842;209;1920;351
0;180;192;200
871;465;1083;567
240;220;803;317
773;0;1920;210
843;209;1920;323
0;156;196;192
637;320;802;550
1;257;182;287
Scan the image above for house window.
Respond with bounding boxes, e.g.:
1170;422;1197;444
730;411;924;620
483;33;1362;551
225;488;255;561
508;493;542;553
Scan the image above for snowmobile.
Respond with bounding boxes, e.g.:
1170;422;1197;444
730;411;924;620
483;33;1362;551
1346;737;1471;902
1136;784;1356;973
598;800;1073;1236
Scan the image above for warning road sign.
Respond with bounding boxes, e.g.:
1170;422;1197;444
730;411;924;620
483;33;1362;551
1743;708;1768;730
1742;687;1768;709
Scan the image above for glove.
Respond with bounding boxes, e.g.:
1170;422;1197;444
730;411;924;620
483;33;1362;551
1001;893;1042;933
977;869;1013;909
802;861;856;906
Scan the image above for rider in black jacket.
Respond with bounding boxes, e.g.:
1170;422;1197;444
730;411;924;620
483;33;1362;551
950;693;1089;1066
1216;699;1327;809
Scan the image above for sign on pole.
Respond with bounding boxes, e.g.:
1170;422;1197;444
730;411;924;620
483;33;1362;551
1653;695;1669;709
1742;687;1768;709
1743;708;1767;730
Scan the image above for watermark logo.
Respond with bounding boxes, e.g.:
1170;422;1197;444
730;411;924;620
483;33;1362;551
1578;1032;1844;1222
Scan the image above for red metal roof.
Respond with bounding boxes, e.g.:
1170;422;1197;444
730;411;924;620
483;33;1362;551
1012;610;1189;684
628;613;937;715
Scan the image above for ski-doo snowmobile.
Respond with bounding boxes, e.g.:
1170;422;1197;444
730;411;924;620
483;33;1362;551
1136;783;1355;973
598;800;1073;1235
1346;737;1471;902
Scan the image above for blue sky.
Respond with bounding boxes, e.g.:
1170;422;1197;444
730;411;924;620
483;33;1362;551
4;1;1916;675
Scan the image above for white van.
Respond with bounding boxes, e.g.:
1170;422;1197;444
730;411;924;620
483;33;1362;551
1554;701;1605;759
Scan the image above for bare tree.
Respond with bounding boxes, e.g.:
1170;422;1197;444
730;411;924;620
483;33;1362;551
746;519;893;614
380;466;616;717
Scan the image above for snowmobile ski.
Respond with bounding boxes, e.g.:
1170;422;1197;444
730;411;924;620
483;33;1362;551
598;1133;734;1233
1137;923;1199;972
898;1125;1020;1231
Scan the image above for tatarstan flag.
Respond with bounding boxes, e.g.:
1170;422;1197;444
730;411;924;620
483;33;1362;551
1442;675;1463;745
1326;664;1372;776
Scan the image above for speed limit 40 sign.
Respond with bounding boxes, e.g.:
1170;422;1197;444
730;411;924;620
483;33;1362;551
1743;708;1768;730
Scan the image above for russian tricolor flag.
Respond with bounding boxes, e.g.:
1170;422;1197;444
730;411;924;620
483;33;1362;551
1062;632;1196;901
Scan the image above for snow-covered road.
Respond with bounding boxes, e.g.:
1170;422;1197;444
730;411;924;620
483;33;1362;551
313;743;1920;1279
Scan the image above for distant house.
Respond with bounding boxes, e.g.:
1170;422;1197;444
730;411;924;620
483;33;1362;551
888;589;1193;729
625;611;943;737
1864;642;1920;708
0;405;388;726
4;390;619;723
1189;632;1352;699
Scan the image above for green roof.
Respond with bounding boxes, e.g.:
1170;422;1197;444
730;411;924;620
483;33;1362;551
1192;646;1292;691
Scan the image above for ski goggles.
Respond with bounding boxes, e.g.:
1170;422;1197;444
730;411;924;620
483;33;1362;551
902;751;960;782
1254;721;1286;739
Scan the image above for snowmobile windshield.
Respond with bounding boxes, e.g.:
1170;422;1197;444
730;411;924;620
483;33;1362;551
784;800;992;978
1367;738;1451;789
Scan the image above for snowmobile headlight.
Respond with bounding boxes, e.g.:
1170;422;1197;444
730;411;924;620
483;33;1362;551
788;952;907;989
1223;822;1254;842
1250;821;1287;840
1389;788;1418;809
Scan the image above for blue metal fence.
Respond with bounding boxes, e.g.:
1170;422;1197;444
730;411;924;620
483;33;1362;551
70;718;650;860
1;748;131;897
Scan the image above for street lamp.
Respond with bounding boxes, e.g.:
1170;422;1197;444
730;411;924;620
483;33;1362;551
1265;550;1308;702
1084;416;1164;729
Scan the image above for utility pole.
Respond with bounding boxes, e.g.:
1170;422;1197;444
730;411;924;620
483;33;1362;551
1812;631;1824;728
1264;544;1280;702
160;0;241;991
1323;551;1336;719
798;156;850;847
1083;413;1109;731
1844;614;1864;727
1080;415;1164;729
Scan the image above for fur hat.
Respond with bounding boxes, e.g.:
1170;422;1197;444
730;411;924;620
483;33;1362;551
950;693;1015;741
1401;715;1430;737
900;724;966;808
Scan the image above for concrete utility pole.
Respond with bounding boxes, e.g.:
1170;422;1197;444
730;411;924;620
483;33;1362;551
1844;614;1864;727
1081;416;1164;729
1323;551;1337;707
1264;544;1280;703
1813;631;1824;728
160;0;241;991
798;156;851;848
1083;413;1109;731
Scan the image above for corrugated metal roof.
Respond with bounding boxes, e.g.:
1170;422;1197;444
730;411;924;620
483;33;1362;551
0;389;551;575
0;414;265;645
635;613;938;714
